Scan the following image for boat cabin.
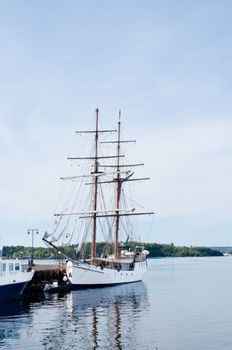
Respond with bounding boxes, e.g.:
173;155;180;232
0;260;23;275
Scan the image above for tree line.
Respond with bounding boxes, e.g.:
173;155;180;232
2;242;223;259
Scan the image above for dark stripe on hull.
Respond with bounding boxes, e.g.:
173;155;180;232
0;282;28;303
71;280;141;290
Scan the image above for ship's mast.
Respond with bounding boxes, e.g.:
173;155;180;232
114;112;121;258
91;108;99;259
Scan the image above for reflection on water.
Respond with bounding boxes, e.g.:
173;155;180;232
0;300;31;345
42;282;148;350
0;300;28;318
72;282;147;349
4;258;232;349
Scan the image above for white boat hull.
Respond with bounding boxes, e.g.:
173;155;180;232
66;260;147;288
0;260;34;302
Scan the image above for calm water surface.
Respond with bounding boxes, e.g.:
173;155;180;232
0;257;232;349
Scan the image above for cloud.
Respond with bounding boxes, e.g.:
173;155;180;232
135;117;232;214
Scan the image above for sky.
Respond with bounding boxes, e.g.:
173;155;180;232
0;0;232;247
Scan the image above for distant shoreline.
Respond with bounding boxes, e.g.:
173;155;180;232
2;243;223;259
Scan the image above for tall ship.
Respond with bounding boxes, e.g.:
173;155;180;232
43;109;154;288
0;244;34;302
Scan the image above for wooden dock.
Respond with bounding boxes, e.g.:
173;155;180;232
24;264;67;296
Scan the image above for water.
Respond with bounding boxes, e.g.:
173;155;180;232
1;257;232;349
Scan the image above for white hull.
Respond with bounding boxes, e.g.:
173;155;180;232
0;259;34;302
66;260;147;287
0;270;34;287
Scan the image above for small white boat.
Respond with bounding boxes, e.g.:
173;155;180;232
0;258;34;302
44;277;71;293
